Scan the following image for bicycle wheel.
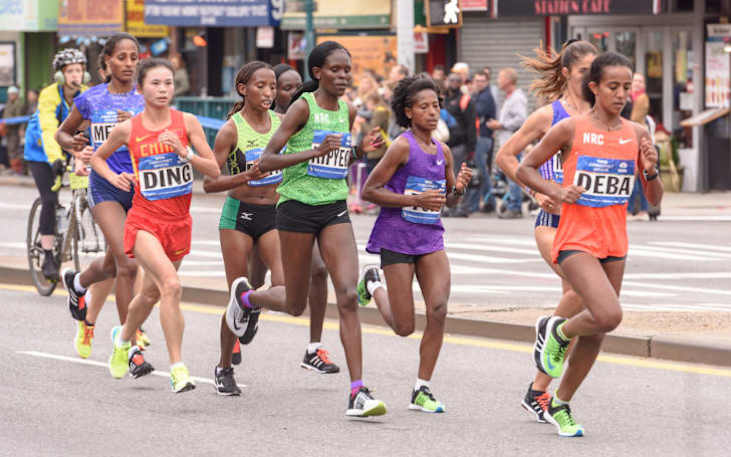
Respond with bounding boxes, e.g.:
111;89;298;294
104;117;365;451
74;189;102;255
26;197;57;296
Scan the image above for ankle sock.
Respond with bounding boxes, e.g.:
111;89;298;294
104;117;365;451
556;322;569;342
366;280;383;296
553;392;569;406
73;273;86;295
240;290;253;309
307;342;322;354
350;379;363;396
414;378;430;391
170;361;185;371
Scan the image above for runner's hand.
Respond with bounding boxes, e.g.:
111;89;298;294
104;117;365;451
111;172;135;192
78;145;94;164
558;185;585;204
116;110;133;122
639;137;657;174
360;127;384;153
413;189;446;212
455;162;472;193
72;131;89;151
535;192;561;215
244;163;268;182
159;130;185;156
314;134;343;157
74;158;90;177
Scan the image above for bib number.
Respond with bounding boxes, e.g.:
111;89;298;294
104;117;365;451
307;130;352;180
138;152;193;200
245;147;282;186
552;152;564;184
573;156;635;208
402;176;446;225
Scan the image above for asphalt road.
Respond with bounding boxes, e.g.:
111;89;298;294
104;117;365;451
1;185;731;313
0;284;728;456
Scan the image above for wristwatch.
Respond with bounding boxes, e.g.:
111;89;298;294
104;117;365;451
450;186;465;196
644;168;658;181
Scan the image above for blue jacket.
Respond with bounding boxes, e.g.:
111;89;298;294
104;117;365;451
474;86;496;138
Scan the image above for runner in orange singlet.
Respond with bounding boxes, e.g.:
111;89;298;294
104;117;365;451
91;58;220;393
517;52;663;436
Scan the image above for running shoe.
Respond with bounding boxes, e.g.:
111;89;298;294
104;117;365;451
300;347;340;374
42;252;59;280
109;326;130;379
62;268;86;321
545;397;584;437
225;277;253;339
136;328;151;350
356;265;381;306
409;386;446;413
521;382;550;423
239;307;260;345
232;339;242;366
128;346;154;379
73;320;94;359
346;386;387;417
214;366;241;396
537;316;570;378
170;364;196;393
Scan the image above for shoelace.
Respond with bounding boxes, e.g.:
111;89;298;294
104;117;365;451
420;387;437;402
316;348;333;364
535;392;550;411
82;325;95;345
557;404;578;426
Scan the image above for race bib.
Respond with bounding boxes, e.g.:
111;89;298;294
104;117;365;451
138;152;193;201
552;152;564;184
573;156;635;208
90;110;119;150
402;176;446;225
307;130;352;179
245;147;282;186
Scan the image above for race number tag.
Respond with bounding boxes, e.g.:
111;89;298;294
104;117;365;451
402;176;446;225
245;147;282;186
307;130;352;179
573;156;635;208
552;151;564;184
138;152;193;201
90;110;119;150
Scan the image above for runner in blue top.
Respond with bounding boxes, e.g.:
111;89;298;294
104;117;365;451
495;40;598;424
55;33;149;359
359;76;471;414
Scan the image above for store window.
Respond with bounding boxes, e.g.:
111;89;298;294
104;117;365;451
672;30;694;148
645;30;664;122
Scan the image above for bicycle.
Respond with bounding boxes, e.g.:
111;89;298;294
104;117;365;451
27;158;103;296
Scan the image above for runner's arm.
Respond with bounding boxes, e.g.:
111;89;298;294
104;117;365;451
202;120;249;193
495;106;551;185
90;120;133;191
517;119;575;201
635;124;663;206
55;106;87;152
183;113;221;179
361;136;422;208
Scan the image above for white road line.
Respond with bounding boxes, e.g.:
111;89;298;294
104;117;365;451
624;272;731;280
654;215;731;222
446;284;674;298
623;280;731;296
16;350;246;388
631;244;731;260
650;241;731;253
444;242;538;256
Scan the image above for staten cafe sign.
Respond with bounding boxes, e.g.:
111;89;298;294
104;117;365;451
490;0;663;16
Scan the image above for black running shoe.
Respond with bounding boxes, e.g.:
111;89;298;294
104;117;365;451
225;277;253;339
346;386;387;417
300;347;340;374
357;265;381;306
42;252;60;281
232;339;242;365
533;315;550;374
239;308;260;345
62;268;86;321
521;382;550;423
128;346;154;379
214;366;241;396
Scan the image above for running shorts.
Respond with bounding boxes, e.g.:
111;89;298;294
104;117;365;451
219;197;276;241
124;209;192;261
534;209;560;229
276;199;350;234
379;248;425;268
556;249;626;265
89;170;134;212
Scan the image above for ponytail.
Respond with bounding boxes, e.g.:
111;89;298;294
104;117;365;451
226;61;272;119
522;40;598;103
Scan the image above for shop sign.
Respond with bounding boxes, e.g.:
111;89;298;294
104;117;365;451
0;0;58;31
490;0;663;16
288;32;306;60
317;35;397;81
426;0;462;28
58;0;124;35
461;0;487;11
145;0;282;27
126;0;168;38
257;26;275;48
0;42;16;86
705;24;731;108
281;0;389;30
414;31;428;54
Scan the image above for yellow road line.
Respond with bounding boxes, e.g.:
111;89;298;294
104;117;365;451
4;282;731;378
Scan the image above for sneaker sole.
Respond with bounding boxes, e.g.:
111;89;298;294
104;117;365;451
520;399;547;424
533;316;549;375
214;385;241;396
173;382;196;394
346;402;387;417
544;411;584;437
299;362;339;374
226;277;249;338
61;268;84;321
408;403;445;413
538;316;562;378
130;364;154;379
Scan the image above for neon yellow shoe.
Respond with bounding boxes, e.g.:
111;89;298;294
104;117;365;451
170;363;196;393
136;328;151;350
108;326;130;379
73;320;94;359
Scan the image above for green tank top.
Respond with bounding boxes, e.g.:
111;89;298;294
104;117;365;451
277;92;352;206
228;110;282;187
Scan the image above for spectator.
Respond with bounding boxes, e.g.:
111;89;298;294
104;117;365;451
355;72;378;108
628;72;651;217
25;89;39;115
487;67;527;219
465;72;497;214
432;64;446;84
451;62;471;94
389;64;409;83
171;53;190;97
482;66;501;109
443;72;477;217
361;91;390;174
3;86;24;174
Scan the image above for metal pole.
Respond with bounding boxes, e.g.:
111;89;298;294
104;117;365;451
397;0;415;73
304;0;316;79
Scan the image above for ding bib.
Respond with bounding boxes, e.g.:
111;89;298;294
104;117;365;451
402;176;446;225
245;147;283;186
138;152;194;201
573;156;635;208
307;130;352;179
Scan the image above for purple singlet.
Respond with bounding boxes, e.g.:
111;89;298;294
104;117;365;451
366;130;446;256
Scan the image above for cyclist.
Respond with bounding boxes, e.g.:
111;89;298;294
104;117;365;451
24;48;89;279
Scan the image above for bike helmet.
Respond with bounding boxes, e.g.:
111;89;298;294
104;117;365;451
53;48;87;72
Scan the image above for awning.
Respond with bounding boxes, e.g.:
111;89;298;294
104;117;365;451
144;0;282;27
488;0;663;17
58;0;123;36
281;0;390;30
0;0;58;31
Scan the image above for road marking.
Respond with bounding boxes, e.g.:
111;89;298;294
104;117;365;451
653;215;731;222
650;241;731;253
2;283;730;378
16;350;247;388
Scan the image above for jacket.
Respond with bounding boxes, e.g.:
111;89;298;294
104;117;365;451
444;89;477;153
24;82;87;163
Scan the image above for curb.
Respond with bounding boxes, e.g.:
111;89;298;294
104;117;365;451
4;265;729;368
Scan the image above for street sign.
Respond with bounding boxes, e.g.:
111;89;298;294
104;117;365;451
426;0;462;28
286;0;319;13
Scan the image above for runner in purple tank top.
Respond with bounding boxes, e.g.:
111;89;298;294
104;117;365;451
359;76;471;414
